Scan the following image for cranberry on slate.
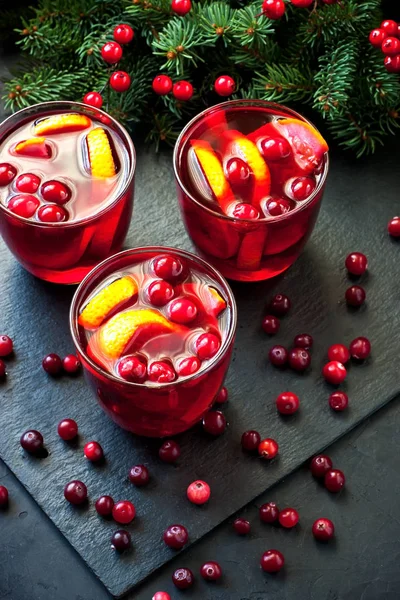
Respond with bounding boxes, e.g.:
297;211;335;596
195;332;221;360
187;480;211;505
172;568;194;590
260;549;285;573
152;593;171;600
112;500;136;524
258;438;279;460
233;517;251;535
262;315;280;335
0;335;13;357
111;529;131;552
310;454;333;478
329;391;348;412
269;345;288;367
241;430;261;452
64;480;87;505
346;285;366;307
0;162;17;186
276;391;300;415
153;254;185;281
20;430;44;454
349;336;371;360
268;293;291;316
327;343;350;364
345;252;368;276
57;418;78;441
324;469;345;493
203;410;227;435
148;361;176;383
388;216;400;238
288;347;311;372
260;136;291;161
294;333;313;349
168;297;197;324
84;441;104;462
129;465;150;487
312;518;335;541
175;356;201;377
0;485;9;508
95;495;114;517
62;354;81;374
322;361;347;385
117;355;147;383
163;524;189;549
159;440;181;463
215;386;228;404
0;360;6;378
147;279;174;307
279;508;299;528
200;561;222;581
42;353;62;376
259;502;279;524
15;173;41;193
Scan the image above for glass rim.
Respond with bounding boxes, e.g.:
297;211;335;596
0;100;136;228
173;99;329;224
69;245;237;389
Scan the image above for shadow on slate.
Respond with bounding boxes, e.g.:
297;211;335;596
0;138;400;597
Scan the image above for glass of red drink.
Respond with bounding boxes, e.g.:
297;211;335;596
0;101;135;284
70;246;236;437
174;100;329;281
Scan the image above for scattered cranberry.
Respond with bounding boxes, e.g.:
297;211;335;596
324;469;345;493
153;254;185;282
293;333;313;349
369;28;387;48
345;252;368;275
111;529;131;552
290;176;316;201
288;347;311;372
241;430;261;452
0;360;6;378
322;361;347;385
175;356;201;377
203;410;227;436
148;361;176;383
276;391;300;415
200;561;222;581
258;438;279;460
62;354;81;374
310;455;333;478
64;480;87;505
168;297;197;324
20;429;44;454
15;173;41;193
279;508;299;528
117;355;147;383
329;391;348;412
152;593;171;600
8;194;40;218
215;386;228;404
129;465;150;487
349;336;371;360
112;500;136;524
265;197;292;216
268;293;291;316
195;332;221;360
172;568;194;590
232;202;260;220
148;279;174;307
233;517;251;535
259;502;279;524
41;180;71;205
163;524;189;549
159;440;181;463
0;162;17;186
269;345;288;367
187;480;211;505
42;353;62;375
260;549;285;573
95;495;114;517
37;204;68;222
388;216;400;238
84;441;104;462
345;285;366;307
260;136;291;161
57;418;78;441
262;315;280;335
0;335;13;357
327;344;350;364
381;19;398;37
0;485;9;508
312;518;335;541
225;157;251;186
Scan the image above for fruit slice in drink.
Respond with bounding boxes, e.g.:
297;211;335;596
34;114;91;135
237;228;267;270
273;118;328;174
79;276;138;329
14;138;51;159
175;283;227;320
183;205;240;259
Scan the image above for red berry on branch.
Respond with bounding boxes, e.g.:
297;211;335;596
321;0;337;3
83;91;103;108
382;37;400;56
0;162;17;186
110;71;131;92
369;28;387;48
345;251;367;275
384;55;400;73
262;0;286;20
381;20;398;37
152;74;173;95
113;24;134;44
214;75;236;97
171;0;191;16
101;41;123;64
290;0;313;6
172;80;193;101
388;216;400;237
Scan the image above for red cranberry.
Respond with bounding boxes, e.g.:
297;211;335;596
269;345;288;367
233;517;251;535
84;441;104;462
152;75;173;95
290;176;316;201
293;333;313;349
260;136;291;160
117;355;147;383
262;0;286;20
113;23;134;44
168;297;197;324
187;480;211;505
215;386;228;403
225;157;251;185
381;19;398;37
369;28;387;48
324;469;345;493
258;438;279;460
329;391;348;412
0;162;17;186
148;361;176;383
383;36;400;55
276;391;300;415
260;549;285;573
345;285;366;307
385;55;400;73
0;335;13;357
152;593;171;600
322;361;347;385
163;524;189;549
8;194;39;218
64;480;87;505
20;430;44;454
268;293;291;316
265;197;292;216
153;254;185;282
42;353;62;375
312;518;335;541
111;529;131;552
231;202;260;220
0;485;9;508
148;280;174;306
129;464;150;487
203;410;227;435
241;430;261;452
327;343;350;364
37;204;68;222
62;354;81;374
195;332;221;360
259;502;279;523
279;508;299;528
262;315;280;335
349;336;371;360
57;418;78;440
388;216;400;238
112;500;136;524
310;455;333;478
172;568;194;590
200;561;222;581
15;173;41;193
0;360;6;378
159;440;181;463
345;252;368;275
288;347;311;372
95;495;114;516
175;356;201;377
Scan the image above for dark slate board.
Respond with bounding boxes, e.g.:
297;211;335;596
1;139;400;597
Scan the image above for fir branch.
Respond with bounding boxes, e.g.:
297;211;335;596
253;64;315;103
199;2;234;46
152;18;208;74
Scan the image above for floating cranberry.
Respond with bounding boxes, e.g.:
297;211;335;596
232;202;260;220
37;204;68;222
258;438;279;460
259;502;279;524
84;441;104;462
233;517;251;535
172;567;194;590
0;162;17;186
163;524;189;549
288;347;311;372
111;529;131;552
225;157;251;186
8;194;40;218
0;485;9;508
312;518;335;541
269;345;288;367
215;386;228;404
381;19;398;37
187;480;211;505
262;315;280;335
147;279;174;306
57;418;78;441
293;333;313;349
95;495;114;517
62;354;81;374
148;361;176;383
168;297;197;324
64;480;87;505
310;454;333;478
0;360;6;378
324;469;345;493
265;197;292;216
129;464;150;487
41;180;71;205
101;41;123;64
388;216;400;237
112;500;136;524
276;391;300;415
200;561;222;581
262;0;286;20
203;410;227;436
42;353;62;376
117;355;147;383
159;440;181;463
322;361;346;385
345;285;366;307
0;335;13;357
15;173;41;193
329;391;348;412
260;136;291;161
268;293;291;316
349;336;371;360
327;343;350;364
113;23;134;44
241;430;261;452
345;252;368;275
175;356;201;377
152;593;171;600
279;507;299;528
290;176;316;201
153;254;185;281
369;28;387;48
195;332;221;360
20;429;44;454
152;75;173;96
260;549;285;573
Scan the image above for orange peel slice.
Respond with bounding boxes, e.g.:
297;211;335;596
87;127;116;178
207;286;227;317
34;113;91;135
78;276;138;329
274;118;328;173
14;137;51;158
237;229;267;271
